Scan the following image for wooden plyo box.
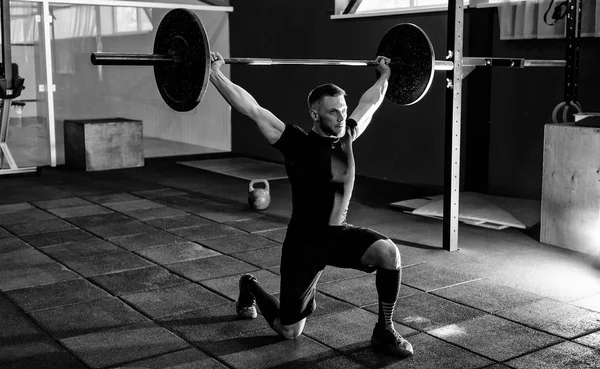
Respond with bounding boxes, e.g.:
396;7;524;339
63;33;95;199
64;118;144;171
541;123;600;256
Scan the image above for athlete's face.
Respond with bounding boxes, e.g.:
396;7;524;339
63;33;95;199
311;95;348;138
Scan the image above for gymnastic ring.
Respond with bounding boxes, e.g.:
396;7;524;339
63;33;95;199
552;100;582;123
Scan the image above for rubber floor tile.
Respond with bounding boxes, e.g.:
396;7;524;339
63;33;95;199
267;353;369;369
505;341;600;369
0;248;54;270
44;239;124;261
59;321;190;368
158;302;271;348
21;228;97;248
170;223;246;241
152;195;211;213
0;208;56;225
205;329;336;369
572;293;600;312
254;227;287;243
47;204;113;219
32;197;93;209
496;298;600;339
90;265;188;296
226;217;288;233
131;188;189;199
310;291;358;320
318;274;378;307
0;202;34;214
29;297;149;339
5;279;110;312
367;292;486;332
66;212;132;228
177;199;245;214
86;220;157;238
201;269;281;301
318;266;371;285
574;331;600;350
136;241;221;265
233;246;282;269
104;199;165;212
51;183;117;197
62;251;153;277
428;314;562;362
122;282;229;318
304;308;417;353
1;349;86;369
350;332;493;369
0;226;11;238
144;214;214;230
195;203;265;223
121;348;228;369
0;262;80;291
401;263;482;292
167;255;258;282
3;218;76;236
432;278;544;313
0;309;85;368
122;206;188;221
200;233;281;254
1;185;71;203
85;192;142;204
0;237;31;253
109;230;188;251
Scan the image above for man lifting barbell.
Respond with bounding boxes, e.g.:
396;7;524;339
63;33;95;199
209;51;413;358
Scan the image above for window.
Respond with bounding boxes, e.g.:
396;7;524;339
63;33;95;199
335;0;500;17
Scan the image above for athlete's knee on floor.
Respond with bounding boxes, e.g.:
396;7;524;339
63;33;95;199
274;318;305;340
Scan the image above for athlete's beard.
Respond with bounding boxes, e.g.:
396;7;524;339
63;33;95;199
318;117;339;137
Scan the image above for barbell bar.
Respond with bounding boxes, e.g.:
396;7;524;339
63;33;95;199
91;53;565;69
90;8;567;112
91;52;457;69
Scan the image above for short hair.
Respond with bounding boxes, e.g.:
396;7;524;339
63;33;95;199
307;83;346;110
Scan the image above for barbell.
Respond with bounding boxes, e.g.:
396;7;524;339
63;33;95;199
91;8;567;112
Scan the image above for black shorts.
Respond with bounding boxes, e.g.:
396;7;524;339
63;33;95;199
278;224;388;326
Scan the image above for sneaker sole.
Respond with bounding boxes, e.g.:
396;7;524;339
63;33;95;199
236;305;257;319
371;338;414;357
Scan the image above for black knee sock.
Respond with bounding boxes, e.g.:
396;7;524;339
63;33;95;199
248;279;280;327
376;268;401;326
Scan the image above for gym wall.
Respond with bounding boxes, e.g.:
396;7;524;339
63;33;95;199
50;7;232;165
229;0;600;200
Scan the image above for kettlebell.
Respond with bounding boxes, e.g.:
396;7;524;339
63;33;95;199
248;179;271;210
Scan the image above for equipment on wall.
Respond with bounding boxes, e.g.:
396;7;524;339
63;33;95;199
551;0;583;123
0;0;33;176
90;8;570;113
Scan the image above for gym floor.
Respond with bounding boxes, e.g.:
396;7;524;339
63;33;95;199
1;155;600;369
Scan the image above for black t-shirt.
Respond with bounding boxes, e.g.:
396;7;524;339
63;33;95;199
273;119;359;231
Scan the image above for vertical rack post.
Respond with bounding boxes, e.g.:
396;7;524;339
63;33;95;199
0;0;35;174
563;0;582;109
443;0;464;251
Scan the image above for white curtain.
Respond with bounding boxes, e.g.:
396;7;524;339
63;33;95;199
499;0;600;40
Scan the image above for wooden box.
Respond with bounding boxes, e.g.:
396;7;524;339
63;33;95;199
64;118;144;171
541;123;600;256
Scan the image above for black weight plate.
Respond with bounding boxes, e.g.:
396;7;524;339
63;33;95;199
154;9;210;112
376;23;435;106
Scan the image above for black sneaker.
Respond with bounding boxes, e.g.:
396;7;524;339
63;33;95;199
371;322;414;357
236;273;257;319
